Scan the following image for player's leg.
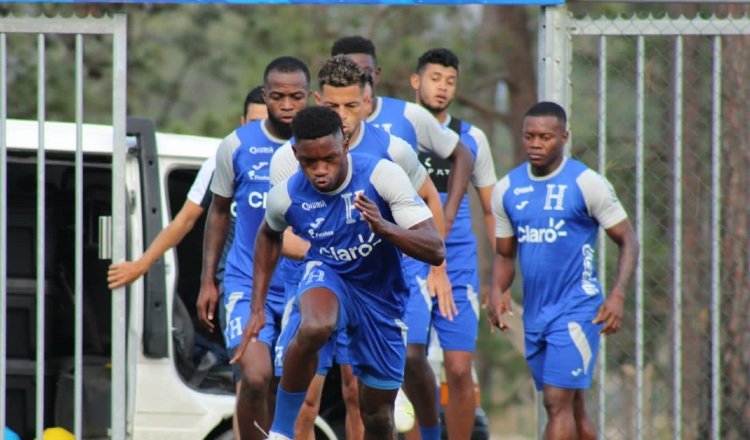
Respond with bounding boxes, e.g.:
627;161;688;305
340;363;365;439
294;373;325;440
236;340;274;440
401;259;440;439
542;385;577;440
403;343;440;438
223;286;274;440
294;335;337;440
270;266;345;439
573;389;596;440
443;350;474;438
217;286;242;440
435;277;480;439
359;384;399;440
540;320;602;440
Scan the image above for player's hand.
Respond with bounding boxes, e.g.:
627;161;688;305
230;309;266;365
427;262;456;321
107;260;146;289
354;192;389;235
593;292;625;335
196;282;220;332
487;289;513;333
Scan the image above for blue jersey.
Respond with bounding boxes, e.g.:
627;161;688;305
417;116;497;271
269;123;427;291
491;158;628;331
367;96;458;159
210;120;286;291
266;154;433;318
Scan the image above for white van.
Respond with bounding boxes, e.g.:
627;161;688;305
4;117;350;439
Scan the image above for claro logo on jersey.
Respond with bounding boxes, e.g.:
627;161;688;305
518;217;568;243
319;232;382;262
247;191;268;208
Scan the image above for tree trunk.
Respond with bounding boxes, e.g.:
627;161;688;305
478;6;537;165
719;6;750;440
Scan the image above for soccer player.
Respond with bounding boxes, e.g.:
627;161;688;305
231;106;445;440
332;36;475;439
269;54;445;440
106;86;266;290
199;57;311;440
403;47;497;439
488;102;639;440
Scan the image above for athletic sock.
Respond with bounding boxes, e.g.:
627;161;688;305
420;423;441;440
269;386;307;439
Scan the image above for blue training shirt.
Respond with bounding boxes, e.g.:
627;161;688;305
491;157;628;331
266;154;433;317
210;120;287;293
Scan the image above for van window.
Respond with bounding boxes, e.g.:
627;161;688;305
167;167;233;393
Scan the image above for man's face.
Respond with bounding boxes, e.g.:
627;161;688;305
315;84;370;139
263;70;310;133
522;115;568;173
411;63;458;115
241;103;268;125
345;53;380;86
293;131;349;192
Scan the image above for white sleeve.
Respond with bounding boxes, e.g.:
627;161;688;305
491;176;514;238
468;126;498;188
385;135;427;190
209;132;241;198
264;180;292;232
577;169;628;229
270;141;299;187
370;159;433;229
186;154;216;206
404;102;459;159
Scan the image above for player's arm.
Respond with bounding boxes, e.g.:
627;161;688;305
360;160;445;266
487;177;515;331
470;126;499;249
231;184;291;364
388;135;454;316
282;227;310;260
407;104;473;235
593;219;639;335
476;185;496;250
442;141;473;235
417;177;456;319
197;135;237;331
108;200;204;289
578;170;640;335
357;192;444;266
198;194;231;331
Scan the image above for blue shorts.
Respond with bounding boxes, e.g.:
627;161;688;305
525;319;602;391
222;279;286;352
275;262;407;390
403;258;480;352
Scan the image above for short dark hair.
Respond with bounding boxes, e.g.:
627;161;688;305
318;55;369;90
263;56;311;85
416;48;459;73
292;106;343;142
243;86;264;115
525;101;567;127
331;36;377;63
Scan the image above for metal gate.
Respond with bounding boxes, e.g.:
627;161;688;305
0;14;127;440
538;5;750;440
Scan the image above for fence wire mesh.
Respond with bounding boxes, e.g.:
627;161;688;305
567;12;750;440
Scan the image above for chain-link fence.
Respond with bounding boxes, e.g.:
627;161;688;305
545;7;750;440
